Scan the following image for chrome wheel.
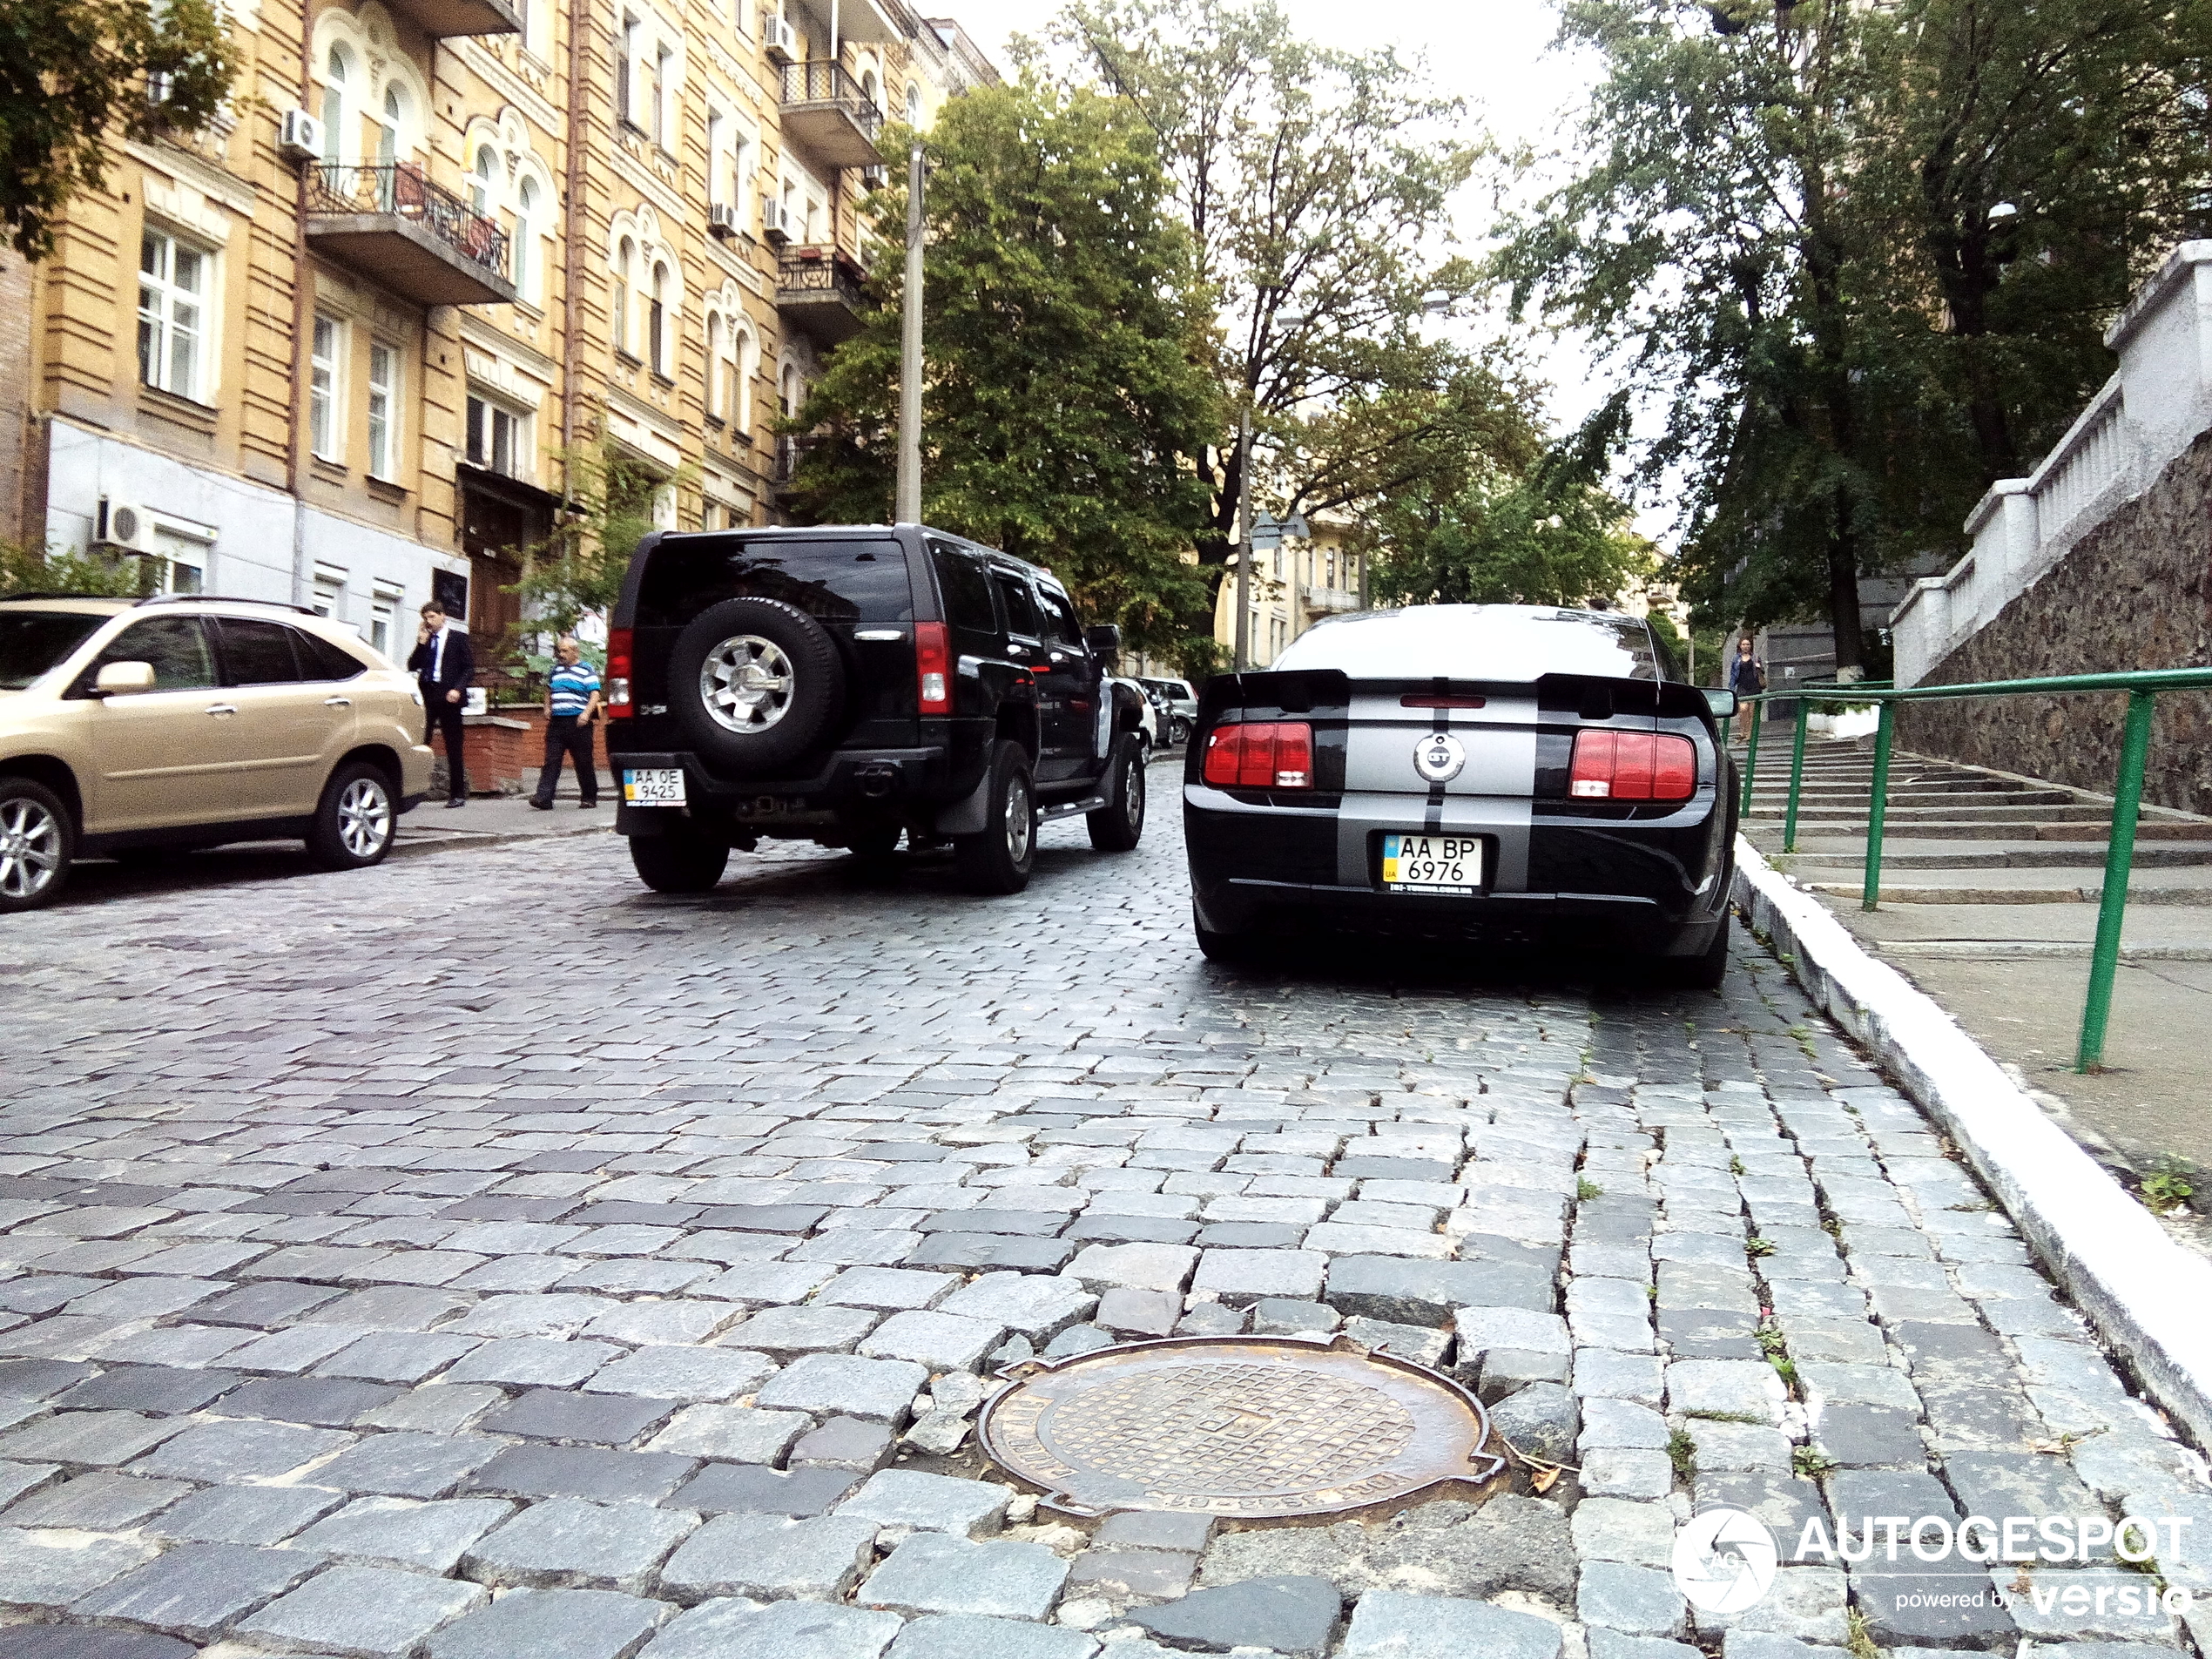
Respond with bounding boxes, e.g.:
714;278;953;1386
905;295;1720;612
1006;772;1033;865
338;776;393;860
699;635;795;733
0;798;61;900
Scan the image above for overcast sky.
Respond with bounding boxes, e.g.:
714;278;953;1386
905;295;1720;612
927;2;1656;534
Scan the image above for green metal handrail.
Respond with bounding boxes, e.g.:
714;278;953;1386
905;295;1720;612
1731;665;2212;1070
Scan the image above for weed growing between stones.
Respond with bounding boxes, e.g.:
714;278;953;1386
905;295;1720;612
1666;1428;1697;1483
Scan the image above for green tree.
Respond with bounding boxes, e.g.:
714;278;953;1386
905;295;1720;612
1;0;238;260
1053;0;1536;632
788;78;1223;668
1369;438;1656;610
0;537;148;597
512;433;671;637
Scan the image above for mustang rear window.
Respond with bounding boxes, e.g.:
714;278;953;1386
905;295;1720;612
637;536;914;627
1273;605;1659;681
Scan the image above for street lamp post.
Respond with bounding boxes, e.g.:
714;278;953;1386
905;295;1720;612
1232;402;1252;671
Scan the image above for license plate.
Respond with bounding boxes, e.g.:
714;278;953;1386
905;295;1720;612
622;768;686;806
1380;833;1483;895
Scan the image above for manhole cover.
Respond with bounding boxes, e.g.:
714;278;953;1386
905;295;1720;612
977;1333;1504;1519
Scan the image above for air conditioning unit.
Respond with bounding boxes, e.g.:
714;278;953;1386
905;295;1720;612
277;108;322;163
861;165;887;190
763;199;795;246
707;202;740;239
98;500;158;554
764;13;799;64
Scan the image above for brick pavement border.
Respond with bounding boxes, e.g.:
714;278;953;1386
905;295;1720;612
1731;837;2212;1448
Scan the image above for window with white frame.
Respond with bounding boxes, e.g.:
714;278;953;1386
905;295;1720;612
732;131;752;222
617;15;639;125
470;145;496;217
466;394;524;477
313;568;347;618
138;229;207;401
514;177;538;300
613;237;634;354
649;260;670;375
150;525;208;596
309;314;342;460
378;86;402;168
732;323;754;434
907;81;921;127
368;341;399;479
706;110;725;205
653;44;675;151
705;314;725;421
320;44;349;162
369;583;403;657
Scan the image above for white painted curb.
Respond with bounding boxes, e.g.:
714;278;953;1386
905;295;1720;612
1730;837;2212;1449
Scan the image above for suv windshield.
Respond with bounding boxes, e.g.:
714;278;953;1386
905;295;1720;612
0;610;107;690
637;536;914;627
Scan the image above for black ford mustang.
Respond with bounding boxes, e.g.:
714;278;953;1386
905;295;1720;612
1183;605;1740;984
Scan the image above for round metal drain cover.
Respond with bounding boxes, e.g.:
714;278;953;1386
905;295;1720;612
977;1333;1504;1519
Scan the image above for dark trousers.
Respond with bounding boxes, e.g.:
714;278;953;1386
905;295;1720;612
424;698;467;799
534;714;598;805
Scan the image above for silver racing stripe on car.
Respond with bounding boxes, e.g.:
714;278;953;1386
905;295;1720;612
1337;691;1540;891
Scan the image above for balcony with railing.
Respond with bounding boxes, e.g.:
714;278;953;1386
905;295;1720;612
772;434;816;494
779;62;884;170
1300;585;1359;617
305;164;517;308
775;248;868;345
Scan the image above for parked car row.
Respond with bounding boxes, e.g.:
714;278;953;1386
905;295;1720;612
0;529;1742;988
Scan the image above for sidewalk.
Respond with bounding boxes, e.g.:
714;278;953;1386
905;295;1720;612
392;786;616;854
1737;734;2212;1182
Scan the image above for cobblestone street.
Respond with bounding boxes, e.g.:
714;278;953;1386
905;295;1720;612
2;764;2208;1659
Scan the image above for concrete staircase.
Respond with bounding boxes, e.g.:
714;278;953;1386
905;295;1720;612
1737;742;2212;918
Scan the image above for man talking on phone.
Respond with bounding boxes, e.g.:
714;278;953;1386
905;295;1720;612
408;602;475;808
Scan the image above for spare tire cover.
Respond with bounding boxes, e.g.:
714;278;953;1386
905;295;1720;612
668;596;846;772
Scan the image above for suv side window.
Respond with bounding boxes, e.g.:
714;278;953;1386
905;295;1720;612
992;569;1042;641
1035;586;1082;649
930;540;1001;651
75;616;216;694
216;617;303;686
294;629;368;681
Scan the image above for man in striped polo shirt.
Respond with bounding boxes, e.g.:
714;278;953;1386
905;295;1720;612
529;636;604;810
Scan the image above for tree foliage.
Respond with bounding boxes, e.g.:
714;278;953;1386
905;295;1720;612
513;433;672;637
1497;0;2212;665
1049;0;1541;616
1;0;238;260
787;78;1224;667
0;538;149;597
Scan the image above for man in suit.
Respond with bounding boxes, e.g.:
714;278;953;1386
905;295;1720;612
408;601;475;807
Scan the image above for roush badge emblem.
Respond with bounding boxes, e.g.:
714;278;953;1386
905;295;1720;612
1413;733;1467;784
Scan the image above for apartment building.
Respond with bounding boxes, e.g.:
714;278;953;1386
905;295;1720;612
1211;509;1366;668
1;0;993;664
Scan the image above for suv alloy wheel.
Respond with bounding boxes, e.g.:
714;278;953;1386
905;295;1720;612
307;761;396;870
954;739;1036;894
0;778;72;913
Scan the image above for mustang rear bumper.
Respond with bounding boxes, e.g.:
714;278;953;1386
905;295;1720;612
1184;785;1732;955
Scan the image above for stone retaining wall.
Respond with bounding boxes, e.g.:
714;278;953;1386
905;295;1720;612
1900;428;2212;817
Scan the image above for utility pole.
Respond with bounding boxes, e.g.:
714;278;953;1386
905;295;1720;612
1231;403;1251;671
895;142;925;523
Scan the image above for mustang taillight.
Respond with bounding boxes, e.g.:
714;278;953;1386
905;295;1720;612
1569;730;1696;800
606;627;633;718
915;621;951;715
1204;722;1313;789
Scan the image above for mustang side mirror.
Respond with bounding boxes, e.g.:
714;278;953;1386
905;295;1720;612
94;661;158;696
1085;624;1123;656
1703;687;1738;719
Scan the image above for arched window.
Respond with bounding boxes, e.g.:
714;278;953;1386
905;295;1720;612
781;363;800;418
515;178;537;300
906;82;921;128
612;238;634;353
860;68;880;111
471;145;496;218
649;261;669;374
732;325;754;433
320;45;349;163
379;87;402;168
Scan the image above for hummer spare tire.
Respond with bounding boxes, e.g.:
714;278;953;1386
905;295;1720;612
668;597;845;772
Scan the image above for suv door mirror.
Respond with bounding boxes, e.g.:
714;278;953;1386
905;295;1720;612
95;661;158;697
1703;687;1738;719
1085;624;1123;656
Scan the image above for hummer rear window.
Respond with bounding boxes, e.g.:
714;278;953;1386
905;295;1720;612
637;536;914;627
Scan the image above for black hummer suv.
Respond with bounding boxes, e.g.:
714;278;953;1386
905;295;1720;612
605;524;1151;895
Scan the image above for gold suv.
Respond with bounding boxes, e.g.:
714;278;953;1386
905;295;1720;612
0;594;435;911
